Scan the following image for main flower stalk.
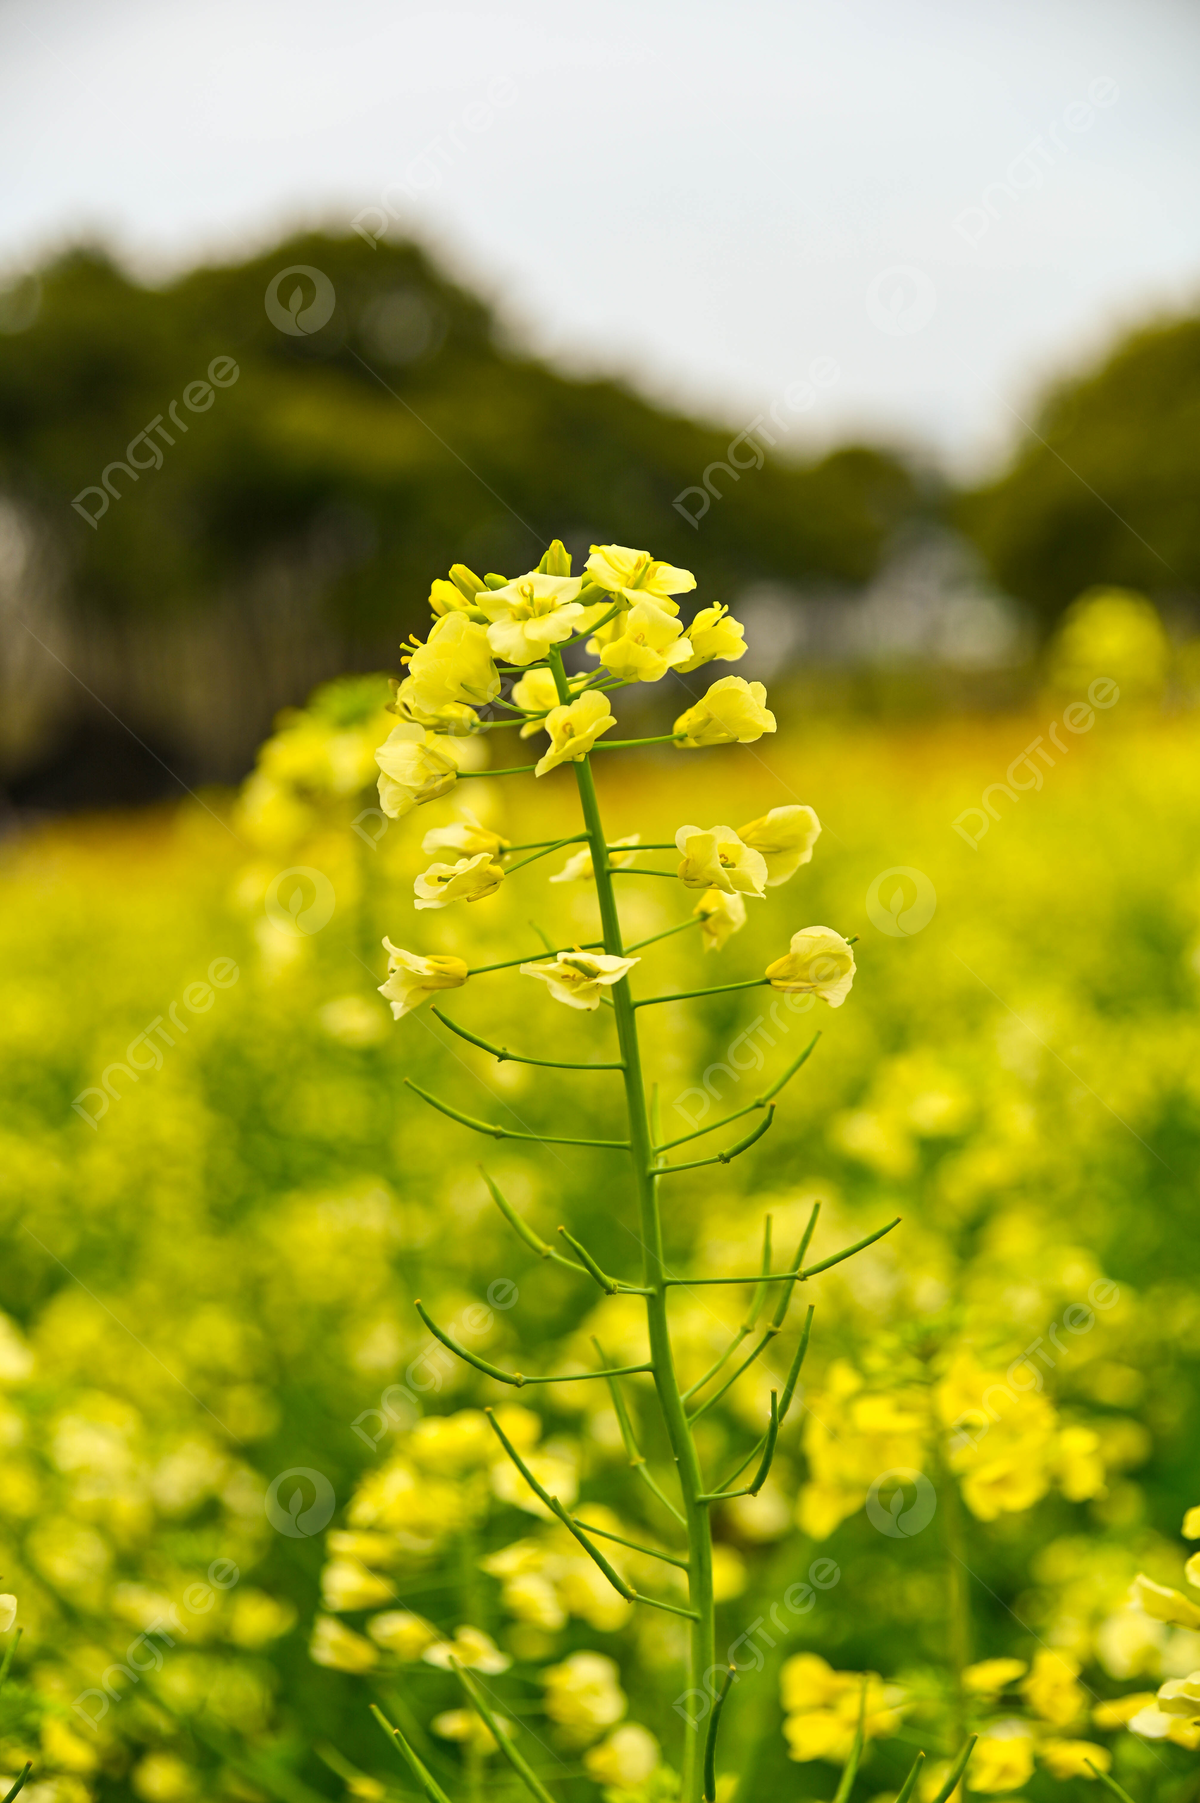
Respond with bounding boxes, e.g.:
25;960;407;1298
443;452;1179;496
550;647;716;1799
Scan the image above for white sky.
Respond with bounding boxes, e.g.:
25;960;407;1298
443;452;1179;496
3;0;1199;474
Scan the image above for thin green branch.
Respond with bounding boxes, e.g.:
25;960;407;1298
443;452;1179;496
929;1738;977;1803
450;1661;557;1803
405;1078;629;1148
666;1211;899;1285
593;1337;686;1526
466;939;603;976
481;1167;593;1277
702;1668;734;1803
656;1035;820;1152
572;1520;690;1571
1085;1764;1138;1803
802;1216;902;1276
895;1753;926;1803
688;1327;777;1423
0;1628;22;1690
610;868;680;878
624;917;703;953
0;1767;31;1803
556;1225;649;1295
682;1217;774;1402
370;1706;453;1803
655;1105;776;1176
712;1308;813;1492
432;1008;624;1071
832;1683;868;1803
503;834;589;875
458;763;538;777
634;977;770;1008
700;1391;778;1502
486;1409;635;1599
415;1299;649;1388
593;734;685;751
559;599;624;647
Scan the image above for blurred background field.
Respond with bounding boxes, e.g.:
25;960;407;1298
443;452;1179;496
3;649;1200;1802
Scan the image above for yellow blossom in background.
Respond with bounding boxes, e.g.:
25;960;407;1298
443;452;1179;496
320;1557;394;1612
0;1595;14;1632
309;1614;378;1673
551;835;639;883
1021;1650;1086;1726
1131;1573;1200;1628
375;723;461;817
970;1726;1036;1792
366;1611;439;1658
694;887;747;951
1055;1425;1106;1502
424;1625;511;1673
780;1656;904;1763
766;927;856;1007
585;543;696;608
1039;1740;1111;1779
535;690;616;775
520;951;638;1011
478;572;594;665
1183;1505;1200;1538
413;851;506;909
675;824;768;897
675;602;747;671
421;811;510;858
432;1709;507;1753
964;1658;1028;1698
378;941;468;1019
737;804;821;885
584;1724;660;1786
543;1650;627;1738
674;676;776;747
491;1443;579;1514
598;600;693;682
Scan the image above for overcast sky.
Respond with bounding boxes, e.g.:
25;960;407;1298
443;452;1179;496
3;0;1199;473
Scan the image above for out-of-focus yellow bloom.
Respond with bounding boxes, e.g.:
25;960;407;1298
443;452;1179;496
424;1624;511;1673
674;676;776;747
535;690;616;775
491;1445;579;1515
970;1725;1036;1792
585;544;695;609
1131;1573;1200;1629
599;600;693;683
1183;1504;1200;1538
421;811;510;859
132;1754;196;1802
1046;588;1168;699
228;1589;297;1647
42;1718;98;1773
432;1708;507;1753
780;1657;904;1763
737;805;821;885
1022;1650;1086;1726
310;1613;379;1672
318;994;390;1046
675;824;767;898
520;951;638;1012
694;888;747;952
542;1650;627;1735
478;572;599;665
409;1408;496;1471
1093;1694;1157;1729
511;667;562;735
550;835;639;883
1129;1700;1200;1748
766;928;855;1008
320;1557;394;1612
413;850;506;910
675;603;747;672
1039;1740;1110;1779
1056;1425;1106;1502
964;1658;1028;1697
711;1544;747;1600
0;1595;14;1632
378;940;468;1019
1156;1671;1200;1718
404;611;500;710
797;1377;928;1538
367;1610;439;1657
375;723;460;817
584;1724;660;1785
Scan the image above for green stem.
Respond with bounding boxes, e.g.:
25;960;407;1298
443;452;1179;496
546;643;715;1803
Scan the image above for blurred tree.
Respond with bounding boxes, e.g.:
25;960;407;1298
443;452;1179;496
0;233;920;787
959;314;1200;626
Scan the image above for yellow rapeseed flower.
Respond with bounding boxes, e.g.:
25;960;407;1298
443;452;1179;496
584;1725;660;1786
963;1657;1028;1698
585;544;696;609
413;851;506;909
421;810;510;858
674;676;776;747
520;950;639;1011
535;691;616;775
694;888;747;951
737;804;822;885
1021;1650;1086;1726
675;602;747;671
511;667;561;736
375;723;461;817
404;611;500;709
424;1624;512;1673
1131;1573;1200;1629
675;824;768;897
969;1725;1035;1793
598;600;694;682
377;940;468;1018
1039;1741;1111;1780
550;836;639;883
310;1614;379;1672
542;1650;627;1735
766;928;856;1008
478;572;597;666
